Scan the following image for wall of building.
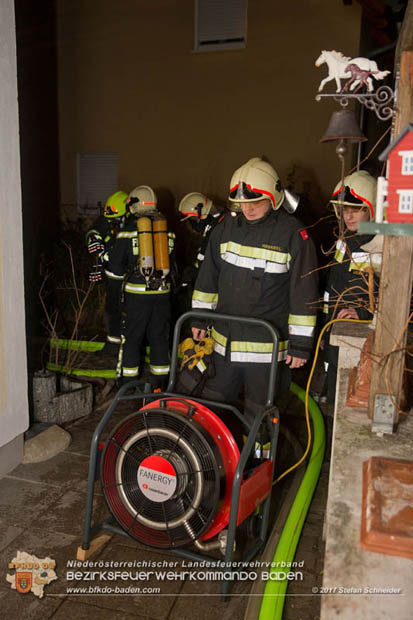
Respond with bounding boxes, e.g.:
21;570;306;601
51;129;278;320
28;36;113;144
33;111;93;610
0;0;29;474
14;0;60;385
56;0;362;219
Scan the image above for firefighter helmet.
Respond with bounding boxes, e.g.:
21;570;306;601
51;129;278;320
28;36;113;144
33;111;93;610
104;191;128;219
178;192;215;222
127;185;158;216
228;157;284;210
331;170;377;219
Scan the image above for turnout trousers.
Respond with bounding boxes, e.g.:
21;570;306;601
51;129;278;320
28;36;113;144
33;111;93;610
121;292;171;381
200;353;290;446
105;278;123;341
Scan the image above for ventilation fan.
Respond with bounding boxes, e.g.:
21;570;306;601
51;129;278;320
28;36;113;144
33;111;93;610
101;398;241;548
80;310;280;600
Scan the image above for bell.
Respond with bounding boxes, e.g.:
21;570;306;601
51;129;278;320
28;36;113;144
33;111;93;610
320;109;367;143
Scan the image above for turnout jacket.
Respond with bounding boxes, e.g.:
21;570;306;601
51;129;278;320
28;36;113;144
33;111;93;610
192;209;318;362
196;212;226;269
323;232;381;322
181;211;226;288
107;218;174;294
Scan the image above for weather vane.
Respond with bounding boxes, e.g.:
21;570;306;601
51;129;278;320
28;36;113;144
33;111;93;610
315;50;395;121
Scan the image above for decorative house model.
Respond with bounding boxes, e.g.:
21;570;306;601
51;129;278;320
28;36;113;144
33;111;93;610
378;123;413;223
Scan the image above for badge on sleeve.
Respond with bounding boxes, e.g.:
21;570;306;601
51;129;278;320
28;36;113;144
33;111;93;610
300;230;309;240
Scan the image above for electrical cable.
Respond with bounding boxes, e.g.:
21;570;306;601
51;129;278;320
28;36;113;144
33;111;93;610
273;317;371;486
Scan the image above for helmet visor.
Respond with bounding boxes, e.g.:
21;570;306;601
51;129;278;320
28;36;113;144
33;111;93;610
104;204;120;217
331;185;373;218
229;182;265;202
180;202;204;222
331;185;364;206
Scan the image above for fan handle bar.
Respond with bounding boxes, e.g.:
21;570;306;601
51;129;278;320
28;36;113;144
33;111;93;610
167;310;280;408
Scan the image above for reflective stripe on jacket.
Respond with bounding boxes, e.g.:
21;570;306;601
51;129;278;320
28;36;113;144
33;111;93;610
324;234;380;321
192;209;318;362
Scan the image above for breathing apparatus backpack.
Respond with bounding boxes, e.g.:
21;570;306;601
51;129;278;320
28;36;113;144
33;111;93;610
136;216;171;289
175;337;215;396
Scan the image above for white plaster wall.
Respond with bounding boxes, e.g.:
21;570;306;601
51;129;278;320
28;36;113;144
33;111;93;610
0;0;29;447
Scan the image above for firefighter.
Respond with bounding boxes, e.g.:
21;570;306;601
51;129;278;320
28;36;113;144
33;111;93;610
179;192;226;271
322;170;380;404
191;157;319;426
177;192;226;313
86;190;130;354
108;185;175;387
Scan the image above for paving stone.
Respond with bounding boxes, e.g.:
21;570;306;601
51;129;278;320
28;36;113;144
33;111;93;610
9;451;90;489
288;571;319;593
305;510;326;528
1;363;332;620
0;585;64;620
283;593;320;620
170;574;250;620
0;518;24;553
293;549;318;573
1;525;82;599
77;540;185;619
35;483;107;537
62;424;96;456
0;478;66;529
50;599;150;620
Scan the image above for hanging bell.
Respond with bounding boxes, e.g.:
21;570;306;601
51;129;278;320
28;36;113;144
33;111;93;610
320;109;367;143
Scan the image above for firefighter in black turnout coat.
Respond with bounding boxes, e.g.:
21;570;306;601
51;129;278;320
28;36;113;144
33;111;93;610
177;192;226;312
108;186;175;387
86;190;130;353
322;170;381;404
192;157;319;423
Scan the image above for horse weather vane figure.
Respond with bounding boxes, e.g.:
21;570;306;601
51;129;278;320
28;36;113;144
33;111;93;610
315;50;394;121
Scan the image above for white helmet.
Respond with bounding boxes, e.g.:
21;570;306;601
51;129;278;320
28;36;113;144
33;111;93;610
228;157;284;210
178;192;215;221
331;170;377;219
127;185;158;216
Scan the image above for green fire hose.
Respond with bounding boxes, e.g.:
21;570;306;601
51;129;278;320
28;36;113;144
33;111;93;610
258;381;326;620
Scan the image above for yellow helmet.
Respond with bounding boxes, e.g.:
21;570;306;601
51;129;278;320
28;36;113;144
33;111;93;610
331;170;377;219
103;191;128;218
178;192;214;221
127;185;158;216
228;157;284;210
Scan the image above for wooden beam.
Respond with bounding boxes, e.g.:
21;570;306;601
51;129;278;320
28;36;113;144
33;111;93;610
368;45;413;422
76;534;112;561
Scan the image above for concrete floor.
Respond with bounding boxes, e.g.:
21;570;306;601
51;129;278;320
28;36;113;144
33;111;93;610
0;383;331;620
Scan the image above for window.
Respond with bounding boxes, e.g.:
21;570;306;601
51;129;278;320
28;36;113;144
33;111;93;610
77;152;118;216
194;0;248;52
397;190;413;213
398;150;413;175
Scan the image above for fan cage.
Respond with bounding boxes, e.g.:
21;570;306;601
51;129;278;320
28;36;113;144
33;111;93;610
101;407;226;548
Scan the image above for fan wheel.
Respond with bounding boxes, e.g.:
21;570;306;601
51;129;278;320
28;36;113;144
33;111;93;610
101;404;226;548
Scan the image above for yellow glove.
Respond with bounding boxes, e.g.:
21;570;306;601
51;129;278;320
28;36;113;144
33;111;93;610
178;337;214;370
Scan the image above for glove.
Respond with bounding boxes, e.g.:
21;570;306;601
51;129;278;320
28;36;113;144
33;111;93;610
89;268;103;283
178;337;214;370
87;235;105;254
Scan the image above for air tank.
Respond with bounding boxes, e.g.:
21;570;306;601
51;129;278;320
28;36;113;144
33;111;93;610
153;217;170;289
137;217;154;287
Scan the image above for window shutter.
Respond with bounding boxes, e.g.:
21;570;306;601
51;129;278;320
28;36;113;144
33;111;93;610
77;152;118;216
194;0;248;52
